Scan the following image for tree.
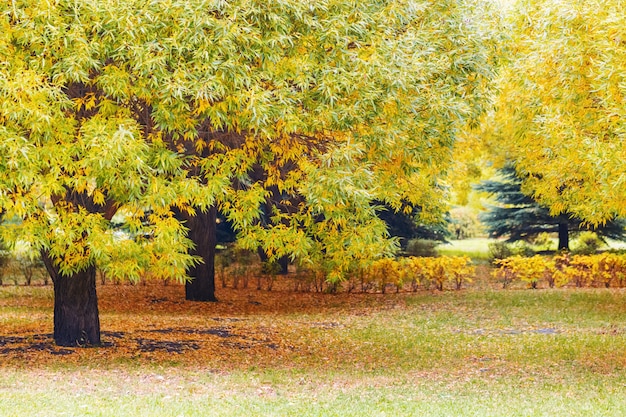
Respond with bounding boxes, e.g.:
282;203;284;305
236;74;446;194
0;214;8;284
484;0;626;225
162;0;502;296
476;166;626;250
0;0;499;346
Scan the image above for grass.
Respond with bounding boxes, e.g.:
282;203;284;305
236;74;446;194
437;237;626;262
436;238;493;261
0;284;625;416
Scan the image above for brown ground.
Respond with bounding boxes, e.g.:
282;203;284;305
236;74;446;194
0;279;416;368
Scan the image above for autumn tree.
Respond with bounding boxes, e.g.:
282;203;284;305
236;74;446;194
476;165;626;250
167;0;502;296
484;0;626;225
0;0;499;346
115;0;501;299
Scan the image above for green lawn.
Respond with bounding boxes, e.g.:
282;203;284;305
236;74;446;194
436;238;494;260
0;285;625;416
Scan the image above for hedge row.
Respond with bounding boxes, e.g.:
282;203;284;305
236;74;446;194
493;253;626;289
343;256;475;293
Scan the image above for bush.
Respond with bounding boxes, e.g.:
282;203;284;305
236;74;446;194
492;255;553;289
493;253;626;289
15;253;45;285
488;241;513;263
405;239;438;257
572;231;605;255
0;239;9;285
350;256;475;292
0;242;8;266
488;241;534;263
530;232;554;251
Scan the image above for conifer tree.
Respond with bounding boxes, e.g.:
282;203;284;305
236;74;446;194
476;166;626;250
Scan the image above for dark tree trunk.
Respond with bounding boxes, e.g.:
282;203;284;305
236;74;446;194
558;222;570;251
41;251;100;347
277;256;289;275
180;207;218;302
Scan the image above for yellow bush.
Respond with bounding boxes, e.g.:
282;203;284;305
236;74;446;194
349;256;475;292
494;253;626;289
493;255;553;288
404;256;474;291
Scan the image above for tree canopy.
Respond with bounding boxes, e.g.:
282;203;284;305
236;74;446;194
1;0;499;280
485;0;626;225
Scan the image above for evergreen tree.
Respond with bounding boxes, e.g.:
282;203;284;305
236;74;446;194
475;166;626;250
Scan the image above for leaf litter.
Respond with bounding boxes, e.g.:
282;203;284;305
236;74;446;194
0;281;399;368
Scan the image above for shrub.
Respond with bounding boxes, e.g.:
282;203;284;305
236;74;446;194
405;239;439;257
492;255;553;289
494;253;626;289
403;256;474;291
530;232;554;251
216;247;236;288
16;253;45;285
595;253;626;288
572;231;605;255
0;240;9;285
339;256;475;293
489;241;535;264
488;241;513;263
368;258;404;293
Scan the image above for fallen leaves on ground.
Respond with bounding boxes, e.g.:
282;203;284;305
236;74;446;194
0;280;408;369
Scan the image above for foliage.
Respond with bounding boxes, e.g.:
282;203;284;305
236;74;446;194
485;0;626;225
14;251;46;285
571;231;606;255
404;239;439;258
493;253;626;288
448;206;484;240
492;255;552;288
348;255;475;292
0;0;501;286
362;258;404;293
488;241;514;263
488;240;534;264
230;248;257;290
530;232;554;251
0;237;8;277
216;247;236;289
476;166;626;250
377;204;450;249
0;241;48;286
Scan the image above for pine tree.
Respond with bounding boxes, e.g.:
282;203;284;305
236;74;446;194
475;166;626;250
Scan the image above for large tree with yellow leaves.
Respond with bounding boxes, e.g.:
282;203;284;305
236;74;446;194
486;0;626;226
0;0;498;346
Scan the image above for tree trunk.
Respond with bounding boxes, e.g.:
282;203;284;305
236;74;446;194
181;207;218;302
41;251;101;347
558;222;570;251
